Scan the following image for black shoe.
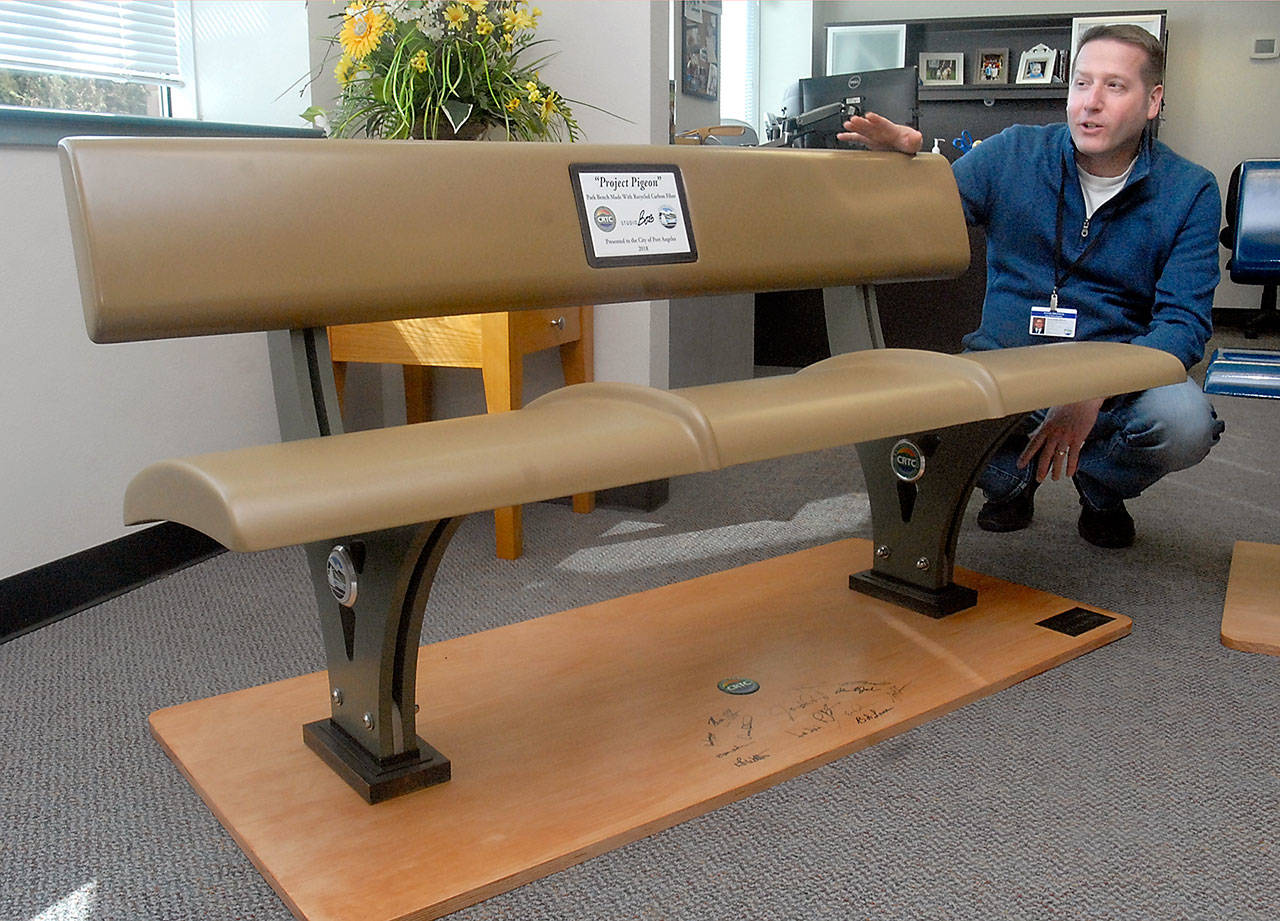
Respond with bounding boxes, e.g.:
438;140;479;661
1077;499;1135;548
977;481;1038;532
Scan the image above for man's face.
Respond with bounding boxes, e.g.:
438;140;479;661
1067;38;1163;176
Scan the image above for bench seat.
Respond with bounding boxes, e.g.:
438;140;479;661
126;341;1182;552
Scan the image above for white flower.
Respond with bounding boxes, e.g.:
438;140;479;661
384;0;417;23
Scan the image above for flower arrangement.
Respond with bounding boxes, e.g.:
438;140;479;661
305;0;586;141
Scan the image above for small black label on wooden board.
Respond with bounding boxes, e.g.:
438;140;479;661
1036;607;1116;636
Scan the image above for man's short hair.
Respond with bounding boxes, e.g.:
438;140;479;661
1078;23;1165;88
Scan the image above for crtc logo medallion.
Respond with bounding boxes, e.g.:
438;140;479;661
890;439;925;482
593;206;616;232
326;545;359;606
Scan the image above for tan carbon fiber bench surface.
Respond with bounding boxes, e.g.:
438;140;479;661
59;137;1185;554
61;138;969;342
61;135;1189;818
122;342;1182;552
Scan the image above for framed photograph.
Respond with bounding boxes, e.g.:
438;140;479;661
1016;44;1057;84
1071;13;1164;59
681;1;721;100
826;23;907;75
977;47;1008;84
919;52;963;86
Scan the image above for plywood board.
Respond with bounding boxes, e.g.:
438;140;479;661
1221;540;1280;656
150;538;1129;921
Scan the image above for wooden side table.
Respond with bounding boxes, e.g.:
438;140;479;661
328;307;595;559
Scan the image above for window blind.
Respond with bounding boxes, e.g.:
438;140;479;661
743;0;759;134
0;1;183;86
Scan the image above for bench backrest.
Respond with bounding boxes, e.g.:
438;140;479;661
59;138;968;343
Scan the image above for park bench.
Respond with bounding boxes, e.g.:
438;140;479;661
60;136;1183;808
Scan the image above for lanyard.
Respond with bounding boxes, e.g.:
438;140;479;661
1050;165;1109;311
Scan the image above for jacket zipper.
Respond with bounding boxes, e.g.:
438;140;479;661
1082;178;1141;239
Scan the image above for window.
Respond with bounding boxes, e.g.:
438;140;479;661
0;0;185;116
717;0;759;133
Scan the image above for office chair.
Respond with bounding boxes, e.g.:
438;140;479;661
1220;159;1280;339
674;121;759;146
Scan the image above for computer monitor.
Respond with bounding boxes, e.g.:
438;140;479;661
778;65;919;149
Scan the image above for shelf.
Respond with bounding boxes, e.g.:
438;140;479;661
920;84;1068;103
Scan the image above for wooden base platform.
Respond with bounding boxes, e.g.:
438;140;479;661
150;538;1129;921
1221;540;1280;656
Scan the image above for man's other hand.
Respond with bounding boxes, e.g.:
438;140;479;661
1019;398;1106;482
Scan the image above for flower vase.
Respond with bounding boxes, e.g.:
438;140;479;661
412;114;492;141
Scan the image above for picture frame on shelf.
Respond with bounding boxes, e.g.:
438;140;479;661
977;47;1008;84
681;1;721;100
1070;13;1164;58
1016;44;1057;84
919;52;964;86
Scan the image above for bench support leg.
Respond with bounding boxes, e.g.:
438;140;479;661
852;416;1023;617
300;518;463;803
824;284;884;353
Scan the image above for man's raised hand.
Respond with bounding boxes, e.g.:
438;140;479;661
837;112;923;155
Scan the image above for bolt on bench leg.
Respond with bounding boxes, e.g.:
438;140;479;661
301;518;462;803
852;416;1023;618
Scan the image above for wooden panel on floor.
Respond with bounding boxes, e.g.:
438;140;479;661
149;538;1129;921
1221;540;1280;656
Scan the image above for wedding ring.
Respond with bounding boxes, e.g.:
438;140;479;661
1056;449;1067;456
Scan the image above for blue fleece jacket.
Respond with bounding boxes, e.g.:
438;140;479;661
952;123;1221;370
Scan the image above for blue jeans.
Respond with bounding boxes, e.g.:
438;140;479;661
977;377;1225;510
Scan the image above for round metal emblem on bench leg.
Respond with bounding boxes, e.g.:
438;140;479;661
852;415;1024;617
301;518;463;803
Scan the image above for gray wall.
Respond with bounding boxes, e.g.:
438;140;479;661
0;2;311;581
1;1;669;580
810;0;1280;310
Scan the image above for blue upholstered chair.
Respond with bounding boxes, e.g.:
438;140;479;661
1220;159;1280;339
1206;160;1280;397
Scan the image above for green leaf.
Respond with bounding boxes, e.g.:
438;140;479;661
299;105;327;126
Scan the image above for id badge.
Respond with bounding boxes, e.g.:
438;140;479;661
1030;305;1077;338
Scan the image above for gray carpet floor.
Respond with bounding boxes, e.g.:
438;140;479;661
3;328;1278;921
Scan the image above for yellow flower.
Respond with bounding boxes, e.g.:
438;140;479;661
502;7;519;30
443;3;468;30
506;96;520;112
539;90;558;121
502;30;515;49
464;0;486;10
475;13;494;36
410;49;428;72
334;54;358;86
513;9;534;30
524;80;542;103
339;3;390;60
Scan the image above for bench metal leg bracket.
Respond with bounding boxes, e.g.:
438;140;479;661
302;518;463;803
302;717;450;805
852;415;1023;617
268;328;463;802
